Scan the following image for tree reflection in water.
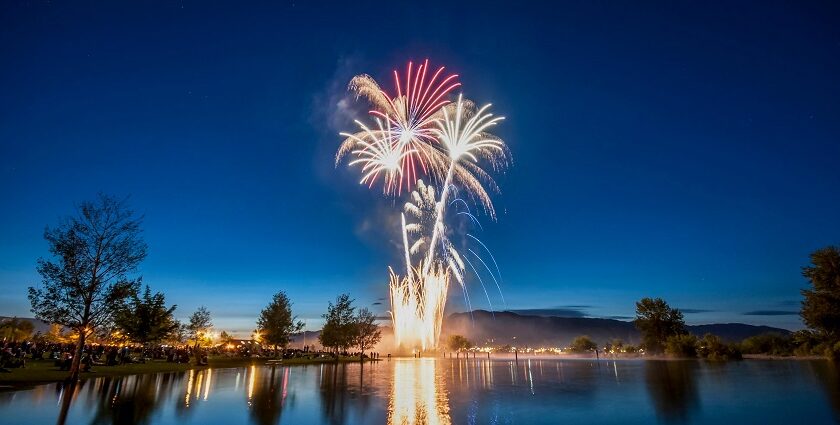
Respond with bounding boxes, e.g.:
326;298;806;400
644;361;699;423
388;359;451;425
55;372;187;425
247;365;291;425
809;360;840;422
318;362;377;425
21;358;840;424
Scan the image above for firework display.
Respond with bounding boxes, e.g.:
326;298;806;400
337;59;509;350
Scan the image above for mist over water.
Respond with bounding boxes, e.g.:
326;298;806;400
1;358;838;424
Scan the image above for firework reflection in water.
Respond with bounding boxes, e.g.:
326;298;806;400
388;359;451;425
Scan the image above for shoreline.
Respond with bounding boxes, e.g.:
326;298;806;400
0;356;376;391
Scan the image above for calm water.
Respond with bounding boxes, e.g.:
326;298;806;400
1;358;838;424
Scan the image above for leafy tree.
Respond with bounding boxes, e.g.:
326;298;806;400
28;195;146;380
114;285;178;345
740;332;792;356
634;297;687;354
801;246;840;343
665;334;698;357
791;329;821;356
696;333;741;360
219;331;234;345
319;294;355;354
447;334;473;352
164;320;187;345
569;335;598;353
187;306;213;349
0;318;35;342
351;307;381;359
43;323;71;344
605;338;625;353
257;291;303;355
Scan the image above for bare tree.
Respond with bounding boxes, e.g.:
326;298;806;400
29;194;146;380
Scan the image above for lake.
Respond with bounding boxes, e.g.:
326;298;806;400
1;357;838;424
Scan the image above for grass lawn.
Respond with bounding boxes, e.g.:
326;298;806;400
0;355;371;390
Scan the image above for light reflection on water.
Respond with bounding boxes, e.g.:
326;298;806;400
389;359;450;425
0;358;839;424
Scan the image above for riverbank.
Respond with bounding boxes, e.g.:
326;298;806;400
0;355;372;391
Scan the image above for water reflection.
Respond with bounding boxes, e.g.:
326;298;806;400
5;358;840;424
810;360;840;422
248;366;291;425
644;361;699;423
318;362;378;424
388;359;450;425
56;372;187;425
319;363;351;425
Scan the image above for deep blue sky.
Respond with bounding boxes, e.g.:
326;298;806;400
2;1;838;334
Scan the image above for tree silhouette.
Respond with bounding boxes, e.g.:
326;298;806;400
257;291;303;355
29;194;146;380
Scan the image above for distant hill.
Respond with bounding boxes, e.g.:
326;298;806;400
0;314;790;349
442;310;791;347
288;330;322;348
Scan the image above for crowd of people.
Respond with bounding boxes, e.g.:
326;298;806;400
1;340;383;373
0;341;203;372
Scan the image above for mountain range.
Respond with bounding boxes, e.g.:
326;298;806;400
441;310;791;347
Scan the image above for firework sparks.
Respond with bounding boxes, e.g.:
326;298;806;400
336;59;509;351
388;261;450;350
342;117;415;194
337;60;460;195
424;95;506;273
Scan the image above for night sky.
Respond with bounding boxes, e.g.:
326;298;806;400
2;1;839;334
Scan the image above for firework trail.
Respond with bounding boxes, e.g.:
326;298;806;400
424;94;506;274
336;60;509;350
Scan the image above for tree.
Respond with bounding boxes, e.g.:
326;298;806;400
163;320;187;346
351;308;381;360
44;323;71;344
257;291;303;355
801;246;840;343
219;331;234;345
740;332;791;356
606;338;625;353
319;294;355;355
696;333;741;360
28;195;146;380
114;285;178;346
790;329;821;356
664;334;697;358
0;318;35;342
187;306;213;349
447;335;473;352
569;335;598;353
634;297;687;354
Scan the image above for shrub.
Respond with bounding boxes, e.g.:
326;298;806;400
740;333;792;356
665;334;698;358
697;333;741;361
569;335;598;353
